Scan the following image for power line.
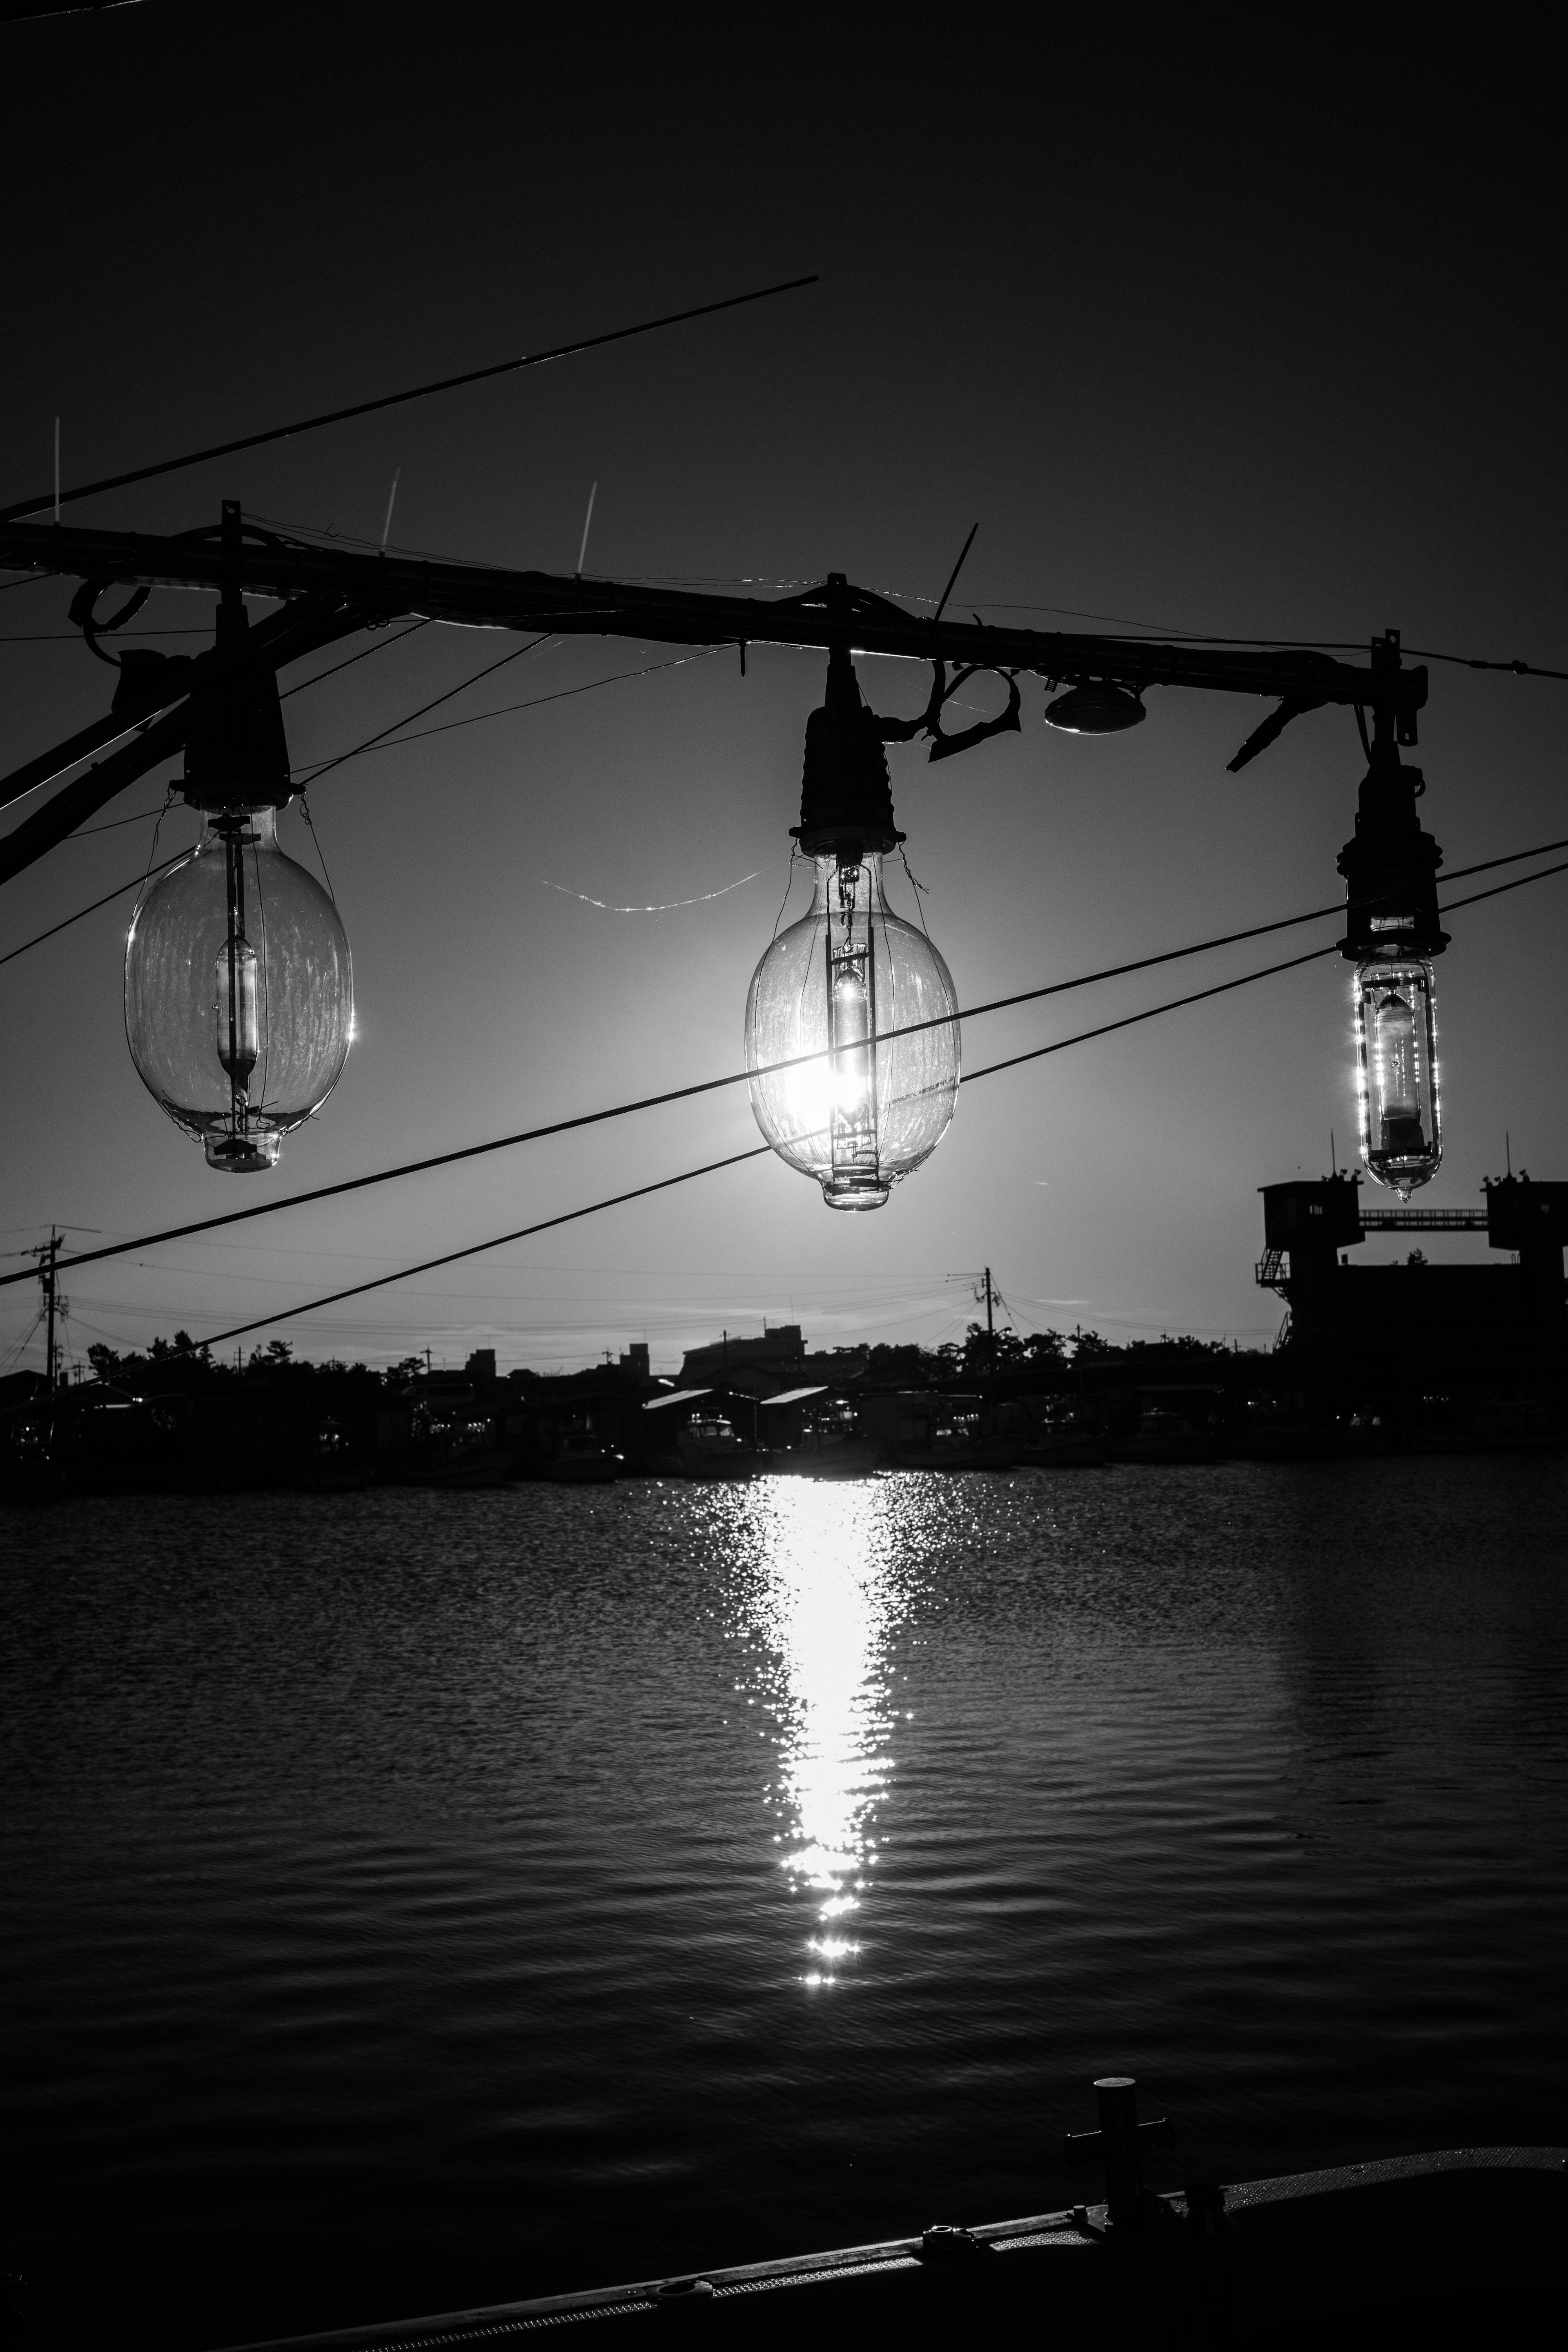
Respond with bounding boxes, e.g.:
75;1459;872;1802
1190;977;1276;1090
278;618;432;702
38;940;1364;1360
963;856;1568;1084
0;854;184;967
9;575;1563;686
1400;646;1568;683
0;624;543;961
285;630;553;786
292;645;721;777
27;849;1568;1364
0;610;428;838
0;628;214;644
174;1148;774;1356
0;278;818;526
12;831;1567;1290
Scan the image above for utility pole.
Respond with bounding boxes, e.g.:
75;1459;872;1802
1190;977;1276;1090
33;1228;62;1389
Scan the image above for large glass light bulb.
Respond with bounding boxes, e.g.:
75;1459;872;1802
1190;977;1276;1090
745;853;959;1209
125;805;352;1172
1354;953;1441;1198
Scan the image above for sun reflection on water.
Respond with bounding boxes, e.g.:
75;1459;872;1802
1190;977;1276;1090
745;1478;904;1988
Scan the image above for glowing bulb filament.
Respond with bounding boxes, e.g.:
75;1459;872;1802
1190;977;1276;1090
214;935;260;1082
1354;954;1441;1198
826;866;880;1201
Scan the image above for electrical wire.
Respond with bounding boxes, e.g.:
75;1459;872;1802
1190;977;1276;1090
73;802;191;838
163;1147;775;1358
1;644;716;967
278;619;431;702
0;854;185;967
0;276;818;526
89;920;1346;1353
0;626;537;950
925;604;1568;678
12;831;1567;1291
0;609;430;833
285;631;553;786
291;645;721;777
968;850;1568;1132
0;628;214;644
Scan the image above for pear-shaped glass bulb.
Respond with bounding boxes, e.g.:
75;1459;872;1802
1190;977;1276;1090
744;853;960;1210
125;805;352;1173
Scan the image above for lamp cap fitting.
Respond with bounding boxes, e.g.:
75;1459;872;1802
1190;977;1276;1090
1336;741;1448;961
184;504;294;813
793;644;903;859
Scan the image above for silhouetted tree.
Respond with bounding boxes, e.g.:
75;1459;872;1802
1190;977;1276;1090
1069;1328;1119;1361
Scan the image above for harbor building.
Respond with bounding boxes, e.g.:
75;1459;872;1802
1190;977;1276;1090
1258;1172;1568;1420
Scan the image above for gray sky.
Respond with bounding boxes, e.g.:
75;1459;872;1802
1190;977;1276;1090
3;11;1565;1374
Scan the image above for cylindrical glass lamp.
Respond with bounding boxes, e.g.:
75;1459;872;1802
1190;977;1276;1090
1354;952;1441;1198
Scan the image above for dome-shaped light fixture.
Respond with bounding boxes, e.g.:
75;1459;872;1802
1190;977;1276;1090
745;648;960;1210
1338;735;1448;1199
1043;680;1145;734
124;529;353;1172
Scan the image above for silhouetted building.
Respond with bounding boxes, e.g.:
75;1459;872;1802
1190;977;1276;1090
1258;1172;1567;1421
677;1324;865;1398
679;1324;804;1385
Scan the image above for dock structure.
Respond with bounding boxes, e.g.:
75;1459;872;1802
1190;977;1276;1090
1257;1172;1568;1417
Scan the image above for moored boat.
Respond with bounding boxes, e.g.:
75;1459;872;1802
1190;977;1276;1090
673;1414;761;1480
545;1432;623;1483
1018;1431;1110;1468
215;2078;1567;2352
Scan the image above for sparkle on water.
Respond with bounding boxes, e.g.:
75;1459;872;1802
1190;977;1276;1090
751;1479;898;1982
6;1461;1568;2350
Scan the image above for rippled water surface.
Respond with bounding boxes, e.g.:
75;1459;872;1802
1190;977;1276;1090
6;1462;1568;2348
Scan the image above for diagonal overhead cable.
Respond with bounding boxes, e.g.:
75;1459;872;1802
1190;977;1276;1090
58;917;1482;1358
0;277;818;525
157;1149;775;1356
9;837;1567;1293
0;853;185;968
0;639;696;966
20;851;1568;1364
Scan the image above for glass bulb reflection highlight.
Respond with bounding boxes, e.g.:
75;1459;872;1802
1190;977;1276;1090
125;805;352;1173
1354;953;1441;1198
745;853;959;1210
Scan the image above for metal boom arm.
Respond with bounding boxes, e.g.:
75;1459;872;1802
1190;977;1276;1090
0;520;1427;889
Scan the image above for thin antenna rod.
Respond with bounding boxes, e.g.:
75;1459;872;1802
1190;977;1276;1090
1330;1128;1336;1175
1506;1129;1512;1175
576;481;598;578
932;522;979;626
1;275;820;525
53;419;60;525
380;468;401;550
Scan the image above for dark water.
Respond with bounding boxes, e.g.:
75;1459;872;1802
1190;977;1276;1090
6;1462;1568;2349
